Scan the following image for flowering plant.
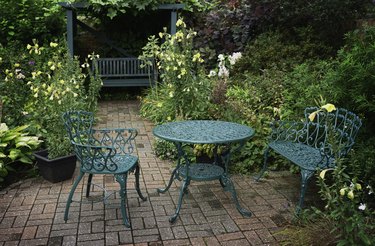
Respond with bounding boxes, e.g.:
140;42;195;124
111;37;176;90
3;40;102;159
139;18;213;123
313;104;375;245
208;52;242;80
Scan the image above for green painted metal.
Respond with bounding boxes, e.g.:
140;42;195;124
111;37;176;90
94;57;156;87
256;107;362;212
153;120;255;223
62;110;147;227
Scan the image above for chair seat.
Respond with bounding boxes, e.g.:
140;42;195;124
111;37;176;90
82;154;138;174
269;141;334;171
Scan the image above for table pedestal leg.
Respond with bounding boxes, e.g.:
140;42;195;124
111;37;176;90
157;167;179;194
220;174;252;217
169;178;190;223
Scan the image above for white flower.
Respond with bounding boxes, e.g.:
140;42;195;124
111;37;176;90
218;65;229;78
358;203;366;211
367;185;373;194
218;54;225;61
228;52;242;65
208;70;217;77
16;73;25;79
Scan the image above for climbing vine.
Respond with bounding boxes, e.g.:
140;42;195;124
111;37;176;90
73;0;216;19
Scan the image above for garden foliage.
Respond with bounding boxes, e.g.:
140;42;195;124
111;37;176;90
0;0;65;45
0;123;42;186
0;41;102;159
139;19;214;123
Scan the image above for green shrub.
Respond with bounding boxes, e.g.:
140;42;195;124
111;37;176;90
232;29;332;78
153;139;178;160
328;26;375;137
281;60;339;119
0;0;64;45
220;69;285;173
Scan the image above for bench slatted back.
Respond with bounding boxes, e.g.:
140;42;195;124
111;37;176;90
94;58;153;78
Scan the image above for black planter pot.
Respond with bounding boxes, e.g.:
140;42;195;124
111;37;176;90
34;150;77;183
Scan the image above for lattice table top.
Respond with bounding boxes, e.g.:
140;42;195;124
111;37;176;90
153;120;254;144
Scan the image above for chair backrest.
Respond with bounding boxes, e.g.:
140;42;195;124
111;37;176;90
63;111;121;172
62;111;94;144
304;107;362;158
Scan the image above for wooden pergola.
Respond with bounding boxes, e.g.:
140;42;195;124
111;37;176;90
58;2;184;87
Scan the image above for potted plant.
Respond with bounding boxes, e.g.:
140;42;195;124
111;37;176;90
21;40;102;182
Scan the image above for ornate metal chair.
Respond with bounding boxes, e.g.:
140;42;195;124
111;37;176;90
62;111;147;227
256;107;362;211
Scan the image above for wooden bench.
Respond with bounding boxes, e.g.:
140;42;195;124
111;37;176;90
93;58;156;87
255;107;362;212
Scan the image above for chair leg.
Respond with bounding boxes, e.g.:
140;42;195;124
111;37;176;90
255;147;271;181
86;174;93;198
64;170;85;222
296;169;314;214
135;163;147;201
115;174;130;227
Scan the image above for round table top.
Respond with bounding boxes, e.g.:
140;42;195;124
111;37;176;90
153;120;255;144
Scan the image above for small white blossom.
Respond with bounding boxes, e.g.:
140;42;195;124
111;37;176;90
228;52;242;65
358;203;366;211
218;54;225;61
208;70;217;77
218;65;229;78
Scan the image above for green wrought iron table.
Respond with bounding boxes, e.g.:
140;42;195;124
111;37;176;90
153;120;255;223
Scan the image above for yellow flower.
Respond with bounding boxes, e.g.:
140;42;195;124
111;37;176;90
340;188;346;196
319;169;332;180
355;183;362;190
50;42;58;48
14;63;20;67
159;32;163;38
347;190;354;200
192;53;201;62
26;44;32;50
50;65;56;70
167;116;171;121
59;79;65;84
308;111;317;122
176;19;186;27
169;91;174;98
321;103;336;112
157;102;163;107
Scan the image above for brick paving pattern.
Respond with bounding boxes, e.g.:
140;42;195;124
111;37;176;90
0;100;320;245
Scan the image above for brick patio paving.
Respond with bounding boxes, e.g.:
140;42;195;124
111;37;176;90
0;100;320;246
